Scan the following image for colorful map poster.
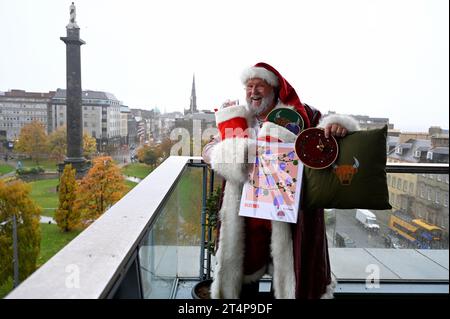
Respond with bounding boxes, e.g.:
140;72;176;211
239;142;303;223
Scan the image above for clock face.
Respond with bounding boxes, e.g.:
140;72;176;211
266;108;305;135
295;128;339;169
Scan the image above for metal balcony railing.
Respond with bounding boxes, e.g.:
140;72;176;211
4;157;449;299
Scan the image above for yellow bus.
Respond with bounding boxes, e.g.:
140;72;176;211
389;213;443;249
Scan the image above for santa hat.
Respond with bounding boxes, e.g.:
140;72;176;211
241;62;311;128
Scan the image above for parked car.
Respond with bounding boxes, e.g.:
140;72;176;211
382;233;403;249
335;232;356;248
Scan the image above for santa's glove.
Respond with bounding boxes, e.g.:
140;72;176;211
210;105;255;184
317;114;360;132
258;122;297;143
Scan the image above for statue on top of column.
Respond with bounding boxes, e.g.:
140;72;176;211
67;2;79;29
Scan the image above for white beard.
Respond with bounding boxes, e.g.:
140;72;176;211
246;90;275;116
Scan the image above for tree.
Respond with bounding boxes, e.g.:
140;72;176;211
137;145;161;168
48;126;66;162
48;126;97;161
54;164;79;232
14;121;49;165
0;179;41;286
82;134;97;159
74;156;127;226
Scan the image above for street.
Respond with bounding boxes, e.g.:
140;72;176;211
327;209;388;248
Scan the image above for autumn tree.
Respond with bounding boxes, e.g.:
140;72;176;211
0;179;41;286
137;145;162;168
54;164;79;232
74;156;127;226
48;126;66;162
82;134;97;159
159;137;176;159
14;121;49;165
48;126;97;161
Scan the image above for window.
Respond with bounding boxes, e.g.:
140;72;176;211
435;192;440;204
420;185;425;198
427;188;432;201
409;182;414;195
437;175;442;182
397;178;402;190
401;197;408;210
403;180;408;192
444;194;449;208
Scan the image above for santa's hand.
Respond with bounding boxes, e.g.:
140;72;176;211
324;123;348;138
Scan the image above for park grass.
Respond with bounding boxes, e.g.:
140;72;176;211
0;277;13;299
124;180;138;193
29;179;59;217
0;164;15;175
0;223;82;298
21;159;59;172
37;223;82;268
122;163;153;179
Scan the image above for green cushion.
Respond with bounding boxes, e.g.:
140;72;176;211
303;125;392;210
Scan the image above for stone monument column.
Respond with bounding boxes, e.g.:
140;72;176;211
59;2;89;176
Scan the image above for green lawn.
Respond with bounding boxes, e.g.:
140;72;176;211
29;179;59;217
125;180;138;193
21;159;59;172
0;223;82;298
0;164;15;175
37;223;82;267
122;163;153;179
0;278;12;299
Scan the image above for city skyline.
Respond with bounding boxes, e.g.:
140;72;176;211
0;0;448;132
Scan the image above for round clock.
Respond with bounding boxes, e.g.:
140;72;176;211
266;108;305;135
295;128;339;169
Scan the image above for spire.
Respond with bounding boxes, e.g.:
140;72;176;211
190;74;197;113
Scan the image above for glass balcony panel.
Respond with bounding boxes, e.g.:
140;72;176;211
138;166;204;298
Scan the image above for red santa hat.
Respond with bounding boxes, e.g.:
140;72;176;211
241;62;311;128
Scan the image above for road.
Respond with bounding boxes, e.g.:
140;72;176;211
327;209;388;248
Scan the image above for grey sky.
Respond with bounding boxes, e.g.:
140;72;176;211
0;0;448;132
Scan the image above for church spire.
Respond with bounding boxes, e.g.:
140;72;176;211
189;74;197;113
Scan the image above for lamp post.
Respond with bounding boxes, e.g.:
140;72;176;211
0;215;19;288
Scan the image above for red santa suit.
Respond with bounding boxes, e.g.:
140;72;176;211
206;62;360;299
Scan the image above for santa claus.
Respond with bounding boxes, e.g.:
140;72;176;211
202;62;360;299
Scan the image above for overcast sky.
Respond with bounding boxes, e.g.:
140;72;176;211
0;0;448;132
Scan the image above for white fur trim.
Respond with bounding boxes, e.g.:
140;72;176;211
210;138;256;184
211;181;246;299
320;274;337;299
258;122;297;143
215;105;250;125
317;114;360;132
243;266;267;284
241;66;279;87
271;221;296;299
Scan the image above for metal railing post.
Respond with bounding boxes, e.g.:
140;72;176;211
199;165;208;280
206;169;215;279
